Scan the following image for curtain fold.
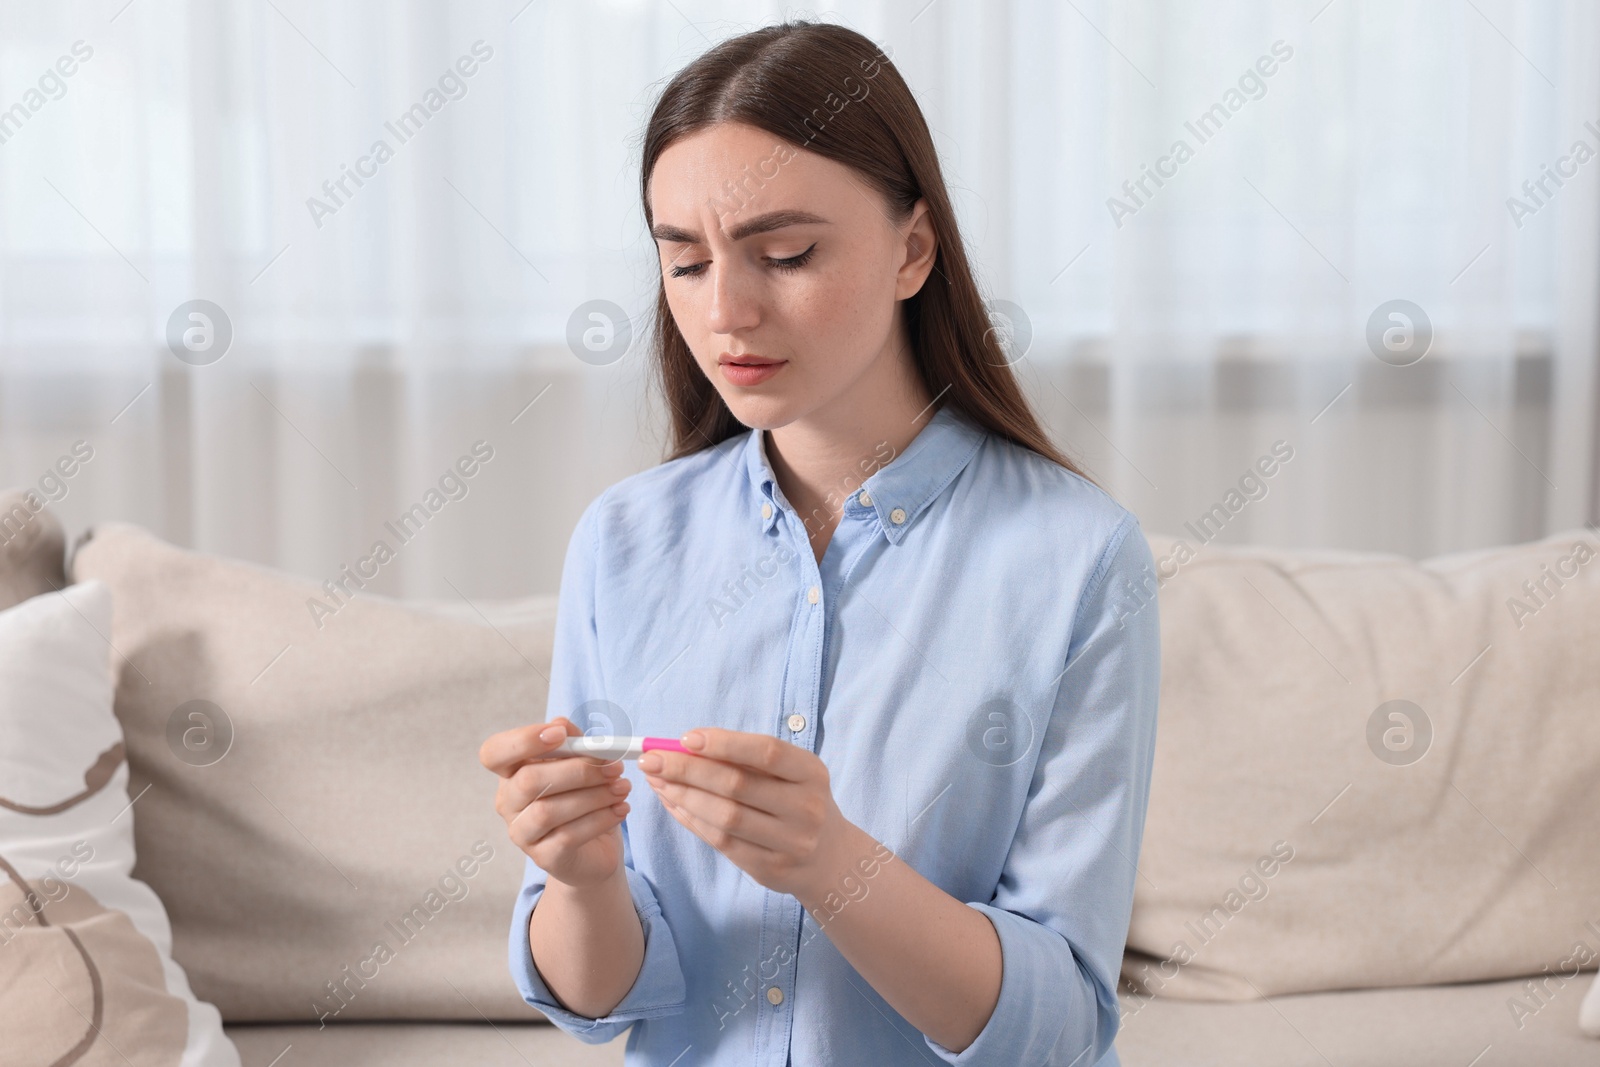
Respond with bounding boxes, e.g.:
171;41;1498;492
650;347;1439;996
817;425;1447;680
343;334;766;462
1;0;1596;598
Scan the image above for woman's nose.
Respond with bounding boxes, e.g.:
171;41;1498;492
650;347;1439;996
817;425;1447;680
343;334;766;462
705;262;761;335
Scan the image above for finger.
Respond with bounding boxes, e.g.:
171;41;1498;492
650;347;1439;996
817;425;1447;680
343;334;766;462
480;717;576;776
508;780;630;850
659;790;779;865
649;778;792;851
679;728;812;783
658;793;708;845
646;753;789;817
481;718;567;776
501;761;627;818
517;797;627;859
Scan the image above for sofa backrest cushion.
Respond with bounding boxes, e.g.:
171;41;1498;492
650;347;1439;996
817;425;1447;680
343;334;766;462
70;521;556;1024
1124;528;1600;1000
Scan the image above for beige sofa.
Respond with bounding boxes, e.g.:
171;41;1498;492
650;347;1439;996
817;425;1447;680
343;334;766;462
5;494;1595;1064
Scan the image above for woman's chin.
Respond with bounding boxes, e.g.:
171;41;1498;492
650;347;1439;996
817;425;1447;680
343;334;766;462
720;394;797;431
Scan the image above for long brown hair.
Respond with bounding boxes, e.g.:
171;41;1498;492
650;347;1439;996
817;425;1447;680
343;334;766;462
639;19;1091;482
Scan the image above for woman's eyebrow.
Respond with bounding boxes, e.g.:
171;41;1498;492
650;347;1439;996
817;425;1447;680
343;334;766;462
650;209;829;245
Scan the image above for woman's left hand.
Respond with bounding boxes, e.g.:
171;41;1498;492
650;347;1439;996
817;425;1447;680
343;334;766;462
639;728;853;899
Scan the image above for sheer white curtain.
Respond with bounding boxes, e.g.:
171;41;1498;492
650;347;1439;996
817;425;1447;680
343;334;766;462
1;0;1596;599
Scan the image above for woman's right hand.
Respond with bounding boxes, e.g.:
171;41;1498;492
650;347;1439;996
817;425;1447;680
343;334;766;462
479;717;633;890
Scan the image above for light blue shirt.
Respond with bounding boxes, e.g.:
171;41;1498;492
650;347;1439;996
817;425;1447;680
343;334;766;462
508;402;1161;1066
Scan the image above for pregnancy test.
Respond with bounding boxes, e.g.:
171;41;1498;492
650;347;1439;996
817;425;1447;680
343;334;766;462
542;735;690;760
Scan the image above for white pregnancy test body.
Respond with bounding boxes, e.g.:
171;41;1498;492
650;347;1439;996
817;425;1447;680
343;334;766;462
553;736;643;760
538;735;690;760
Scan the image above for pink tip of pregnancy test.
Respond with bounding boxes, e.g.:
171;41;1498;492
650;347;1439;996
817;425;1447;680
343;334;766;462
642;737;689;754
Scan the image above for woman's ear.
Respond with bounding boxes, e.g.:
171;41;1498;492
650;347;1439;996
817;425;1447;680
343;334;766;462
894;198;939;300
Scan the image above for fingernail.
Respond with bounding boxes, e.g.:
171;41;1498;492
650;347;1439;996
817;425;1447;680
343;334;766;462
639;752;662;772
539;725;564;744
681;731;705;750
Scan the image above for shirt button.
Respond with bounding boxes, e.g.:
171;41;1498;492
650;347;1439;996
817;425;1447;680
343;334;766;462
787;713;806;732
807;585;819;604
766;986;784;1006
761;502;773;519
890;507;907;525
857;490;872;507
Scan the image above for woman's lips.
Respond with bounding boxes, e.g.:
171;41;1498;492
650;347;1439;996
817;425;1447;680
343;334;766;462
720;360;786;386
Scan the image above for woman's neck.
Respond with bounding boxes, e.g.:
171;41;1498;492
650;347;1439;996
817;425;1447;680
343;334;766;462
764;337;934;562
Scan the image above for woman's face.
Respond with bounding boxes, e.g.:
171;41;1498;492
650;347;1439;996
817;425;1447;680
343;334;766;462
648;121;935;431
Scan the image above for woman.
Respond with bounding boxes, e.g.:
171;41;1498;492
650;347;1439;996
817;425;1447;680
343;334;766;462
480;20;1160;1066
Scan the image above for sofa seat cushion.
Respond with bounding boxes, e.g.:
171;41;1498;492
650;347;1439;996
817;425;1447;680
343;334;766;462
225;976;1600;1067
226;1021;622;1066
1115;974;1598;1066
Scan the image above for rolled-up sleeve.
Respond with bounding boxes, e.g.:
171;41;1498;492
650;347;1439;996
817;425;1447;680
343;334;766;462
510;831;688;1040
506;488;688;1041
924;513;1161;1066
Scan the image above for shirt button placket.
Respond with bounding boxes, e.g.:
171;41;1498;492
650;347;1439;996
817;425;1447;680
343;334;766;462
757;520;815;1064
772;541;824;1060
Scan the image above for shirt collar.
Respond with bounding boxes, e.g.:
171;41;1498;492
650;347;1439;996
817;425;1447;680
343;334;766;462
741;404;987;545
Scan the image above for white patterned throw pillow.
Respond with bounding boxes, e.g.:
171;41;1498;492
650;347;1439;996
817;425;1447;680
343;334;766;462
0;579;239;1066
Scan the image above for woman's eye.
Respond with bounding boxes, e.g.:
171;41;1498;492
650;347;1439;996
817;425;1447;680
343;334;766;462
666;244;817;279
768;244;817;272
